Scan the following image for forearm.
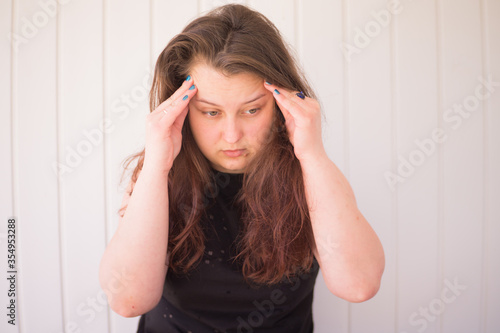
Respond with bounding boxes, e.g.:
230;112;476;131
300;153;385;302
99;164;170;317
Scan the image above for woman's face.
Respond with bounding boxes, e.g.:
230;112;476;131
188;63;275;174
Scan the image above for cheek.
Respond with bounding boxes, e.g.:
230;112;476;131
261;108;276;131
250;113;275;142
188;114;205;143
189;116;218;147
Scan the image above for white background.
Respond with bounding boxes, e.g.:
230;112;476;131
1;0;499;332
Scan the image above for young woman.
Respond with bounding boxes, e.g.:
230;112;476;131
99;4;385;332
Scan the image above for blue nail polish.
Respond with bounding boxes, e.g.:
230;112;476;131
182;95;188;100
186;75;191;81
189;85;195;90
274;89;280;95
265;81;271;85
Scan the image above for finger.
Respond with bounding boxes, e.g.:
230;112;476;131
264;81;305;106
166;76;196;107
263;81;294;123
264;83;304;120
264;81;306;100
274;98;293;125
172;106;189;130
153;76;195;114
160;84;197;127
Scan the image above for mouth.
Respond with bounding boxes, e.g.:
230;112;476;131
222;149;246;157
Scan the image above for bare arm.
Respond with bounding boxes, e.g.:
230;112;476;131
301;154;385;302
264;81;385;302
99;76;197;317
98;165;170;318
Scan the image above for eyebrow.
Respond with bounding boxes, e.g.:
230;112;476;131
193;93;266;107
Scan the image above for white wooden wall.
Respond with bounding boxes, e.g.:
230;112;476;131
1;0;499;332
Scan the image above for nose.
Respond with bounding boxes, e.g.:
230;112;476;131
222;117;243;144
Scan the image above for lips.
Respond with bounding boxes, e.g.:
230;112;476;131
222;149;246;157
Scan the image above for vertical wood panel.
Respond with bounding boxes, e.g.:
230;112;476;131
484;1;500;332
346;1;395;332
247;0;295;50
300;1;348;332
15;0;63;331
106;1;151;332
302;0;346;174
394;1;440;333
200;0;247;15
0;0;18;332
2;1;498;332
59;0;108;332
440;0;484;332
152;0;199;62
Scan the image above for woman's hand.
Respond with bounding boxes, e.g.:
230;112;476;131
143;76;197;172
265;81;385;301
264;81;326;162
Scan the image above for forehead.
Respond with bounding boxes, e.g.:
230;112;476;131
190;63;267;102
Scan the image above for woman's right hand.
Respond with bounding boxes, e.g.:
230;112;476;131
101;80;196;316
143;76;198;172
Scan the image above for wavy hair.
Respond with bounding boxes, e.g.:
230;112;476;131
119;4;319;286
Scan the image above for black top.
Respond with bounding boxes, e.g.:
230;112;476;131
137;169;319;333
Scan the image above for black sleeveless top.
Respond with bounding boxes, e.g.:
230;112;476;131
137;169;319;333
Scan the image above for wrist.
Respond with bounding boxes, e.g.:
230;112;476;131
141;159;171;176
298;149;330;170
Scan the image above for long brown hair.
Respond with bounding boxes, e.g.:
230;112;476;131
119;4;319;286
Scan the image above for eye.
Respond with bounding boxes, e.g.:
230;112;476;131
245;108;260;115
204;111;219;117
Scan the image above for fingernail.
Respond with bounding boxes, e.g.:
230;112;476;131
182;95;189;100
185;75;191;81
189;85;195;90
274;89;280;95
265;81;271;85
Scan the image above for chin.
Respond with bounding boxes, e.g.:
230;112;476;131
214;161;247;174
222;165;246;174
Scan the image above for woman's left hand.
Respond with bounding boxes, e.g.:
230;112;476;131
264;81;326;162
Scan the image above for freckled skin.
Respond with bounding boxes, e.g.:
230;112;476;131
188;63;275;174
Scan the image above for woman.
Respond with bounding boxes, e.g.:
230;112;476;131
99;4;385;332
